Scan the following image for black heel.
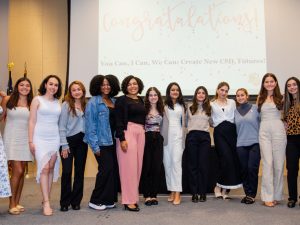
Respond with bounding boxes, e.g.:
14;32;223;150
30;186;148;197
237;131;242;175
124;204;140;212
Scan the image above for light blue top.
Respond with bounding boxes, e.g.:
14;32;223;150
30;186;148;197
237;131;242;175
84;95;115;153
234;104;260;147
59;101;85;150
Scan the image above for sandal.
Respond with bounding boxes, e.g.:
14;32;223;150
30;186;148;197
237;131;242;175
263;201;275;207
168;192;175;202
43;200;53;216
16;204;25;212
8;207;20;215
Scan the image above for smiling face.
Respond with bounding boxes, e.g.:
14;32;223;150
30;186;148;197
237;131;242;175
217;85;229;100
70;84;83;100
236;90;248;104
101;78;111;96
127;78;139;96
287;79;298;97
170;84;180;101
45;77;59;96
18;80;31;96
263;76;277;93
196;88;206;103
148;90;158;104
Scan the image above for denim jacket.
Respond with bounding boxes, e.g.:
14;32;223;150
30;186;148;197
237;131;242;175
84;95;115;153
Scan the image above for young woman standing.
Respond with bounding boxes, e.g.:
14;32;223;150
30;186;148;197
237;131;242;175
115;75;146;212
283;77;300;208
186;86;211;203
0;91;11;200
1;77;33;215
85;75;120;211
28;75;62;216
59;81;88;211
235;88;260;204
141;87;164;206
161;82;186;205
257;73;286;207
211;82;242;199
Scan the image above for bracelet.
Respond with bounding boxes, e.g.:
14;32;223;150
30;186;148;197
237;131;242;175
29;141;33;143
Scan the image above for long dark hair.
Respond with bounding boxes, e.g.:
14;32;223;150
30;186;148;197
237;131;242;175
190;86;211;116
165;82;186;111
257;73;283;112
6;77;33;110
283;76;300;118
38;75;62;99
64;81;87;116
144;87;164;115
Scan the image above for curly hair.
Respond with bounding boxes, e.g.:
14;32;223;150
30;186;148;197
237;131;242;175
89;74;120;97
144;87;164;115
283;76;300;118
190;86;211;116
257;73;283;112
38;75;62;99
64;81;87;116
165;82;186;111
121;75;144;95
6;77;33;110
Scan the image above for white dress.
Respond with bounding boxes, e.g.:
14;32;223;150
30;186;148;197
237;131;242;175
0;106;11;198
163;103;184;192
34;96;61;183
4;107;33;161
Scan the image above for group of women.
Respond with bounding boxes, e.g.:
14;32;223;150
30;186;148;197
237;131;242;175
0;73;299;216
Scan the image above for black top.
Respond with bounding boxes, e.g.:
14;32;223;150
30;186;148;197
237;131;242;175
108;106;116;138
115;95;146;141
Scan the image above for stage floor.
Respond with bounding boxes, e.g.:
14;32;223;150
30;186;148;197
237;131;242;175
0;177;299;225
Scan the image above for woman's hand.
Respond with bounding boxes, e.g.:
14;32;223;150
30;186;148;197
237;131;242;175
61;149;70;159
121;140;128;152
29;142;35;156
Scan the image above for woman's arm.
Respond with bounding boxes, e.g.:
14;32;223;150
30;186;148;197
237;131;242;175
0;95;9;121
115;96;128;151
28;97;39;156
59;102;71;158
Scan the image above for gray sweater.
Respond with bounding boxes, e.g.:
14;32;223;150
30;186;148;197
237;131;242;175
59;102;85;150
234;104;260;147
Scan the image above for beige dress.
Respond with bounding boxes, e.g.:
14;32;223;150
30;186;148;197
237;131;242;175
4;107;33;161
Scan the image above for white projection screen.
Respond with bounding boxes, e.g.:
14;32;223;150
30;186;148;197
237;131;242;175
70;0;294;96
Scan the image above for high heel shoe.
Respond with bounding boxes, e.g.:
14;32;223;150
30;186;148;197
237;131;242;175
263;201;275;207
168;192;175;202
43;200;53;216
287;200;296;208
173;192;181;205
124;204;140;212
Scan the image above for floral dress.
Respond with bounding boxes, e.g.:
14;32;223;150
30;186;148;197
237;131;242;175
0;106;11;198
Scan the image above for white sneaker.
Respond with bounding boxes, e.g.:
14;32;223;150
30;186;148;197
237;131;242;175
106;203;116;209
88;202;106;210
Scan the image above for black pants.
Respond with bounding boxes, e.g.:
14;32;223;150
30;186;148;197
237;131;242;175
186;131;211;195
286;135;300;201
60;132;88;207
214;121;241;187
90;145;116;205
141;132;163;198
236;144;260;198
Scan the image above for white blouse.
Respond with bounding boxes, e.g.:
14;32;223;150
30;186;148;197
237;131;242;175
211;99;236;127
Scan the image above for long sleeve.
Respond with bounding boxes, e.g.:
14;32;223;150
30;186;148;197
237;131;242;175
59;102;70;150
115;96;126;141
84;98;100;153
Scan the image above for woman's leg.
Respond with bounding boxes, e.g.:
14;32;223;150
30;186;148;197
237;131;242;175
9;161;26;210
